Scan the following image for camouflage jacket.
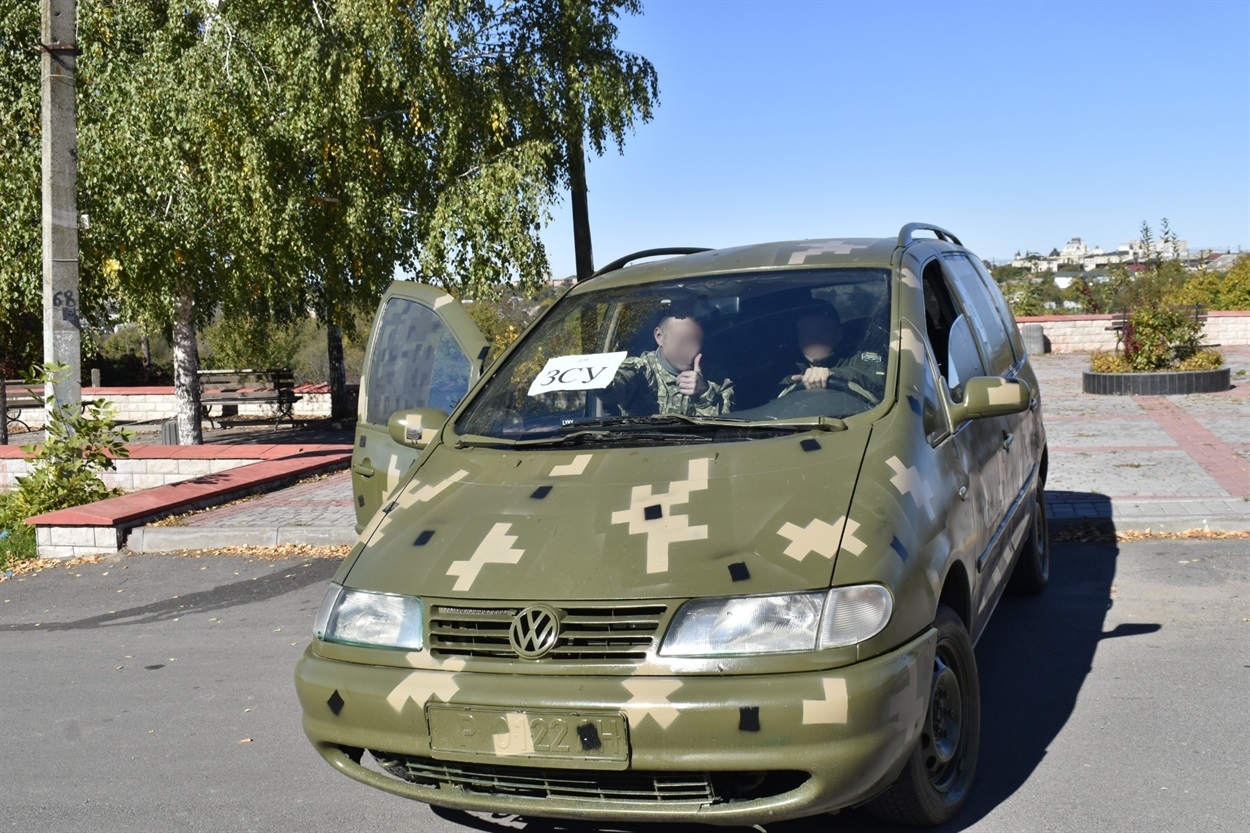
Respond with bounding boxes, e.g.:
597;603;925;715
777;349;885;401
598;350;735;417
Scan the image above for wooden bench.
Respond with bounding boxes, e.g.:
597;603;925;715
1106;304;1218;349
198;368;302;429
1106;304;1208;334
1;379;41;437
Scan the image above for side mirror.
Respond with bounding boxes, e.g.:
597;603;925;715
387;407;449;449
949;377;1032;426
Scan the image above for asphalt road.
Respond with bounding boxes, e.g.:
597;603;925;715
2;540;1247;833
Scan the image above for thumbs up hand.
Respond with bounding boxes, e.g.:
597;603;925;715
677;353;708;397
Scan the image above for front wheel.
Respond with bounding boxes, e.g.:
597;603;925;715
867;606;980;826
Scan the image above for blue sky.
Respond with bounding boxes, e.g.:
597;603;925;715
539;0;1250;277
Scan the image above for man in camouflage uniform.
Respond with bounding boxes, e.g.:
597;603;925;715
779;299;883;403
598;310;734;416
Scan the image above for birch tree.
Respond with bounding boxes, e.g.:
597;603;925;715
5;1;658;439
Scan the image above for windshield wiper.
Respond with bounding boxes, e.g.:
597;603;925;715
628;413;849;433
455;413;845;449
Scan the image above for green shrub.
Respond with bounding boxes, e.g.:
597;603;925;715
1089;351;1131;373
0;493;38;571
1173;350;1224;371
1121;306;1204;371
5;363;132;524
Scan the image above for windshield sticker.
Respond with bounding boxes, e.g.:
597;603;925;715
527;351;627;396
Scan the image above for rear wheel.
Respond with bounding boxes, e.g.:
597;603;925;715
1008;484;1050;595
867;606;980;826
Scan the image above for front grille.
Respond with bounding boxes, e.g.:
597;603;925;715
369;752;808;805
428;603;667;661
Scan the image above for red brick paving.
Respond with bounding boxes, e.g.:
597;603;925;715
1133;395;1250;497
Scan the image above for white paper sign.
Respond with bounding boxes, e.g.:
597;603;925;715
527;351;628;396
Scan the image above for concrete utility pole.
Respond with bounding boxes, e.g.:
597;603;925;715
41;0;81;409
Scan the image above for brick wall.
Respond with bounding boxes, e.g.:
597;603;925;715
0;455;260;492
6;388;338;429
1016;311;1250;354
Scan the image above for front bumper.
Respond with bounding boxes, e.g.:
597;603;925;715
295;628;936;825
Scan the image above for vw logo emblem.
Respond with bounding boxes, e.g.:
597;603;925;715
509;605;561;659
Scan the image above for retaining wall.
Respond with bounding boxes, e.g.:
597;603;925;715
0;444;330;494
6;388;338;430
1015;310;1250;354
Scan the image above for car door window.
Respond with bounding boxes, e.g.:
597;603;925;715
941;253;1014;375
922;259;986;401
364;297;473;426
969;257;1024;363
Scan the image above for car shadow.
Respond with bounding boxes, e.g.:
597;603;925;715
431;536;1160;833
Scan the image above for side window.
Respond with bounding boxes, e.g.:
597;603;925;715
364;298;472;426
921;341;949;445
921;259;985;401
969;257;1024;361
941;253;1014;375
947;315;984;398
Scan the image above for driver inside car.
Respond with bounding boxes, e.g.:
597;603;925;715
596;306;735;417
778;299;881;402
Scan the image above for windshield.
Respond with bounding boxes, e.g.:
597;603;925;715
456;268;892;442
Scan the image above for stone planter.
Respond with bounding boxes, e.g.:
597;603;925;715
1082;366;1230;395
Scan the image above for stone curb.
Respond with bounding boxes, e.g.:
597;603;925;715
127;524;357;553
1046;494;1249;534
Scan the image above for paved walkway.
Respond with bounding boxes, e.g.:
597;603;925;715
127;347;1250;551
1038;345;1249;531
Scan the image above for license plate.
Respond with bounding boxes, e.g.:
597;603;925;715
427;706;629;767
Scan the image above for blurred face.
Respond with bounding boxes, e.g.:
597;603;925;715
797;314;840;362
654;316;703;371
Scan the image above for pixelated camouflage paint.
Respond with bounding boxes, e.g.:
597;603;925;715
298;231;1046;825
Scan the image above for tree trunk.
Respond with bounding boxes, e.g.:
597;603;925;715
327;322;350;420
569;132;594;281
141;332;152;382
0;377;7;446
171;292;203;445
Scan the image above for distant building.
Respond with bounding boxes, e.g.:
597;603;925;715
1011;235;1192;274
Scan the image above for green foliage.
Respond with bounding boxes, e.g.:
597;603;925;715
1167;254;1250;311
86;324;175;385
1120;306;1204;371
1091;348;1222;373
466;291;559;364
5;363;132;524
0;4;41;375
201;314;306;373
200;313;366;384
1094;219;1224;371
991;264;1058;317
0;493;38;571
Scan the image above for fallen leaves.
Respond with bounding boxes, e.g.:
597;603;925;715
1054;526;1250;544
166;544;350;560
0;554;108;582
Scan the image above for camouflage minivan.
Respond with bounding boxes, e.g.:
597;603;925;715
296;223;1049;826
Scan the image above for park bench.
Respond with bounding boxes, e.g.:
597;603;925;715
1106;304;1208;334
1;379;41;438
198;368;302;429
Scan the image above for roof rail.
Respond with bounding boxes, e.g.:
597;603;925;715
897;223;963;248
586;247;712;280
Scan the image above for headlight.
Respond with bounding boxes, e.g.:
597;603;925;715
660;585;892;657
314;584;424;651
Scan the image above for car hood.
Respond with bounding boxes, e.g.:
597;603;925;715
345;428;873;601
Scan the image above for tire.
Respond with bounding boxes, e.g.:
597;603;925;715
1007;484;1050;595
867;606;980;826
